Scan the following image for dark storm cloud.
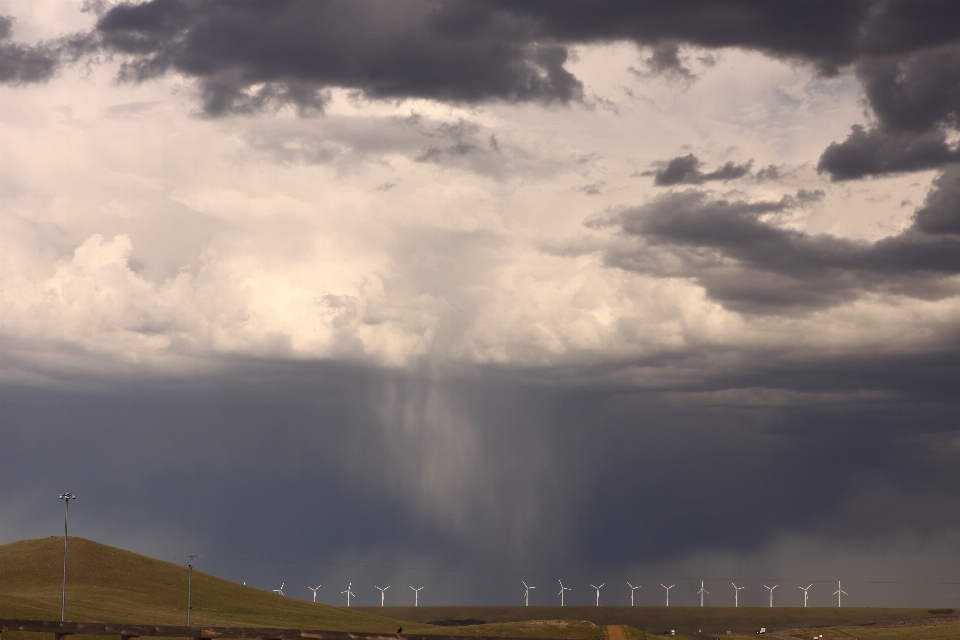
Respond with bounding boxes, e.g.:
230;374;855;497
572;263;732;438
4;348;960;606
0;15;92;85
818;40;960;180
92;0;582;116
594;172;960;313
645;153;753;186
818;126;960;180
69;0;960;184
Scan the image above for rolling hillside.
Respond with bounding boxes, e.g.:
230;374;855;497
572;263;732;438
0;537;434;632
1;537;955;640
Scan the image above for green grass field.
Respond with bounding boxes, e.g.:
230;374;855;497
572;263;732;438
0;538;956;640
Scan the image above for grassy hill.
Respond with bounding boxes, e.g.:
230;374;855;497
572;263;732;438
1;537;956;640
354;605;959;636
0;537;437;632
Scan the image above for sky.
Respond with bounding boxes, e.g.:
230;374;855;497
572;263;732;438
2;0;960;610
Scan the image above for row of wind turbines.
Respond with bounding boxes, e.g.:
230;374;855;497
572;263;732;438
273;583;425;606
542;580;848;607
277;579;849;607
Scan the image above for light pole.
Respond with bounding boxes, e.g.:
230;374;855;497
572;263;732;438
58;492;76;622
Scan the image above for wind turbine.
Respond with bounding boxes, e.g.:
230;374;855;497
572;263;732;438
376;585;390;606
308;585;321;602
661;584;674;606
410;585;424;606
627;582;640;606
731;583;744;607
799;584;812;607
342;583;354;606
273;583;285;597
558;581;571;606
522;581;536;606
764;584;778;607
834;581;847;607
590;583;605;606
697;580;709;607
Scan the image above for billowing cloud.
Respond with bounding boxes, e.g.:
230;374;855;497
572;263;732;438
5;0;960;610
92;0;582;115
594;174;960;313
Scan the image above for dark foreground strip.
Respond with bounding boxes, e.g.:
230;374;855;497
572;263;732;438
0;619;563;640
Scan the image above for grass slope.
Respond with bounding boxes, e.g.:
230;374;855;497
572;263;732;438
354;606;959;635
0;537;433;633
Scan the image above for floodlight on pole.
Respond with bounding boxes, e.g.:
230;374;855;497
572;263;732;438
731;583;744;607
799;584;812;608
764;584;778;607
409;586;423;606
697;580;709;607
309;585;321;603
834;581;847;607
558;581;571;606
58;492;76;622
627;582;640;606
661;584;674;606
376;585;390;607
273;583;285;597
522;581;536;606
590;583;605;606
342;583;354;606
186;558;196;630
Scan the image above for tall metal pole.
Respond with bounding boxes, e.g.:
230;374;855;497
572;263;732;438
187;564;193;625
59;492;76;622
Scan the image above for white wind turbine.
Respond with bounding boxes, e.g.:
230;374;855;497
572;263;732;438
410;585;424;606
376;585;390;606
308;585;321;602
342;583;355;606
627;582;640;606
273;583;285;597
764;584;778;607
558;581;571;606
523;581;536;606
834;581;847;607
731;583;744;607
697;580;709;607
799;584;812;607
661;583;674;606
590;583;605;606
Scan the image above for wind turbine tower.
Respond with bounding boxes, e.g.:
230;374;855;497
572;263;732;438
590;583;605;606
731;583;744;607
273;583;285;597
376;585;390;606
799;584;812;607
522;581;536;606
558;581;571;606
697;580;709;607
764;584;778;607
308;585;321;603
627;582;640;606
410;585;424;606
342;583;355;606
661;584;674;606
834;581;847;607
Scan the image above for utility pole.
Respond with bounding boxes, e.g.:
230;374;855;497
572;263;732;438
186;555;196;640
59;492;76;622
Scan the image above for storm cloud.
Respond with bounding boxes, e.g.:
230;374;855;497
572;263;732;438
5;0;960;611
596;174;960;313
